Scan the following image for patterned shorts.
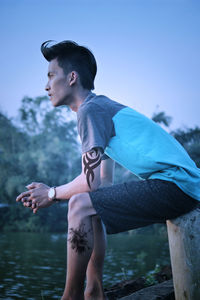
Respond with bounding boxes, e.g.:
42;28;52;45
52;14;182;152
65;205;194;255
89;179;198;234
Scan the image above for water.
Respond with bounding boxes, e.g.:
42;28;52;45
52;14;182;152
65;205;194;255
0;229;170;299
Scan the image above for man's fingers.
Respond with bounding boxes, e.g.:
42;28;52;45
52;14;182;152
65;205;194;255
26;182;40;190
32;203;36;209
16;194;23;202
16;191;31;202
21;197;29;203
23;201;32;207
33;207;38;214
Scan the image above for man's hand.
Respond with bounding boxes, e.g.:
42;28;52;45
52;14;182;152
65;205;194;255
16;182;53;213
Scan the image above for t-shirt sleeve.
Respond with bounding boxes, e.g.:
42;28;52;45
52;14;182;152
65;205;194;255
77;103;113;154
101;153;110;160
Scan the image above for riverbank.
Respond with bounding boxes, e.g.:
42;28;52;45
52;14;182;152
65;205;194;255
104;265;174;299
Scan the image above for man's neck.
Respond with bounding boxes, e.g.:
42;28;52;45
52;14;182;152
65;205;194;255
69;89;91;112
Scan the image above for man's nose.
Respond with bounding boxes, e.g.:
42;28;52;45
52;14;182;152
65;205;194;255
45;82;50;91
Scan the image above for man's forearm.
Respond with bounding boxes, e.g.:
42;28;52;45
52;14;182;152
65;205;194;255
55;173;101;200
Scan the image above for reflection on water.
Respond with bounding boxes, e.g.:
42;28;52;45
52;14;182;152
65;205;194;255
0;229;170;299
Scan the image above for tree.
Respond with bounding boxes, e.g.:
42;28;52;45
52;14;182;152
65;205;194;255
152;111;172;127
0;96;81;231
0;112;29;204
17;96;81;186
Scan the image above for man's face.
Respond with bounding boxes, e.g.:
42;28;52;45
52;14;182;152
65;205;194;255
45;58;72;107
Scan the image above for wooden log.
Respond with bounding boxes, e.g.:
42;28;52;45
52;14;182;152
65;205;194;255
119;279;174;300
167;208;200;300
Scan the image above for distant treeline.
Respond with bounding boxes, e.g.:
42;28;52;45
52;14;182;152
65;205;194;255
0;96;199;232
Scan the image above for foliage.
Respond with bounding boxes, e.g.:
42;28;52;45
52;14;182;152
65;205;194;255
0;96;80;231
152;111;172;127
144;264;161;286
0;112;29;204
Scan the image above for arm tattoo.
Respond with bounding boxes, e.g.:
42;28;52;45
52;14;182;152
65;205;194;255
83;149;101;188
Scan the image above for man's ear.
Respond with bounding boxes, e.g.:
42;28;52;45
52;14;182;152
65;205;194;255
69;71;78;86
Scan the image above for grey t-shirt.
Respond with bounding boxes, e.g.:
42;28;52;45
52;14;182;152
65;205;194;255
77;92;125;154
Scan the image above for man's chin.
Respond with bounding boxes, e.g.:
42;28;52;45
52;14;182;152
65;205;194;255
51;99;60;107
50;98;68;107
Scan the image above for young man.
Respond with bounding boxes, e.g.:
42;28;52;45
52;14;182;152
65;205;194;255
16;40;200;300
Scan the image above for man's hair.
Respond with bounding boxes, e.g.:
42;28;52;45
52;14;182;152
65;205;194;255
41;40;97;90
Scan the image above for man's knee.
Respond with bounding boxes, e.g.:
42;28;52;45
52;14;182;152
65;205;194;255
68;193;95;222
68;193;86;220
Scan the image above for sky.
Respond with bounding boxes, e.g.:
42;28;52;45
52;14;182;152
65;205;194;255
0;0;200;130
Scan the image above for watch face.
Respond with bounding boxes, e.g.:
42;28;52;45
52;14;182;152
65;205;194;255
48;187;55;199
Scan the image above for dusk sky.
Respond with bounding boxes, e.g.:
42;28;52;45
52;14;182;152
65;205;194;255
1;0;199;130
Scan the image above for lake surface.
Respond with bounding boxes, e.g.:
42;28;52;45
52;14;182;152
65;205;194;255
0;228;170;299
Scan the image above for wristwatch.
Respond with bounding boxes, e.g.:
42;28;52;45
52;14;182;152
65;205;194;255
48;187;57;202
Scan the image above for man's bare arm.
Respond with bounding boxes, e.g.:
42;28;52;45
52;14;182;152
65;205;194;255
55;148;102;199
16;148;113;213
100;158;115;187
55;152;115;199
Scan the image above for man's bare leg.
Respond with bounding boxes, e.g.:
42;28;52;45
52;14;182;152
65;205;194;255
61;193;98;300
84;216;107;300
